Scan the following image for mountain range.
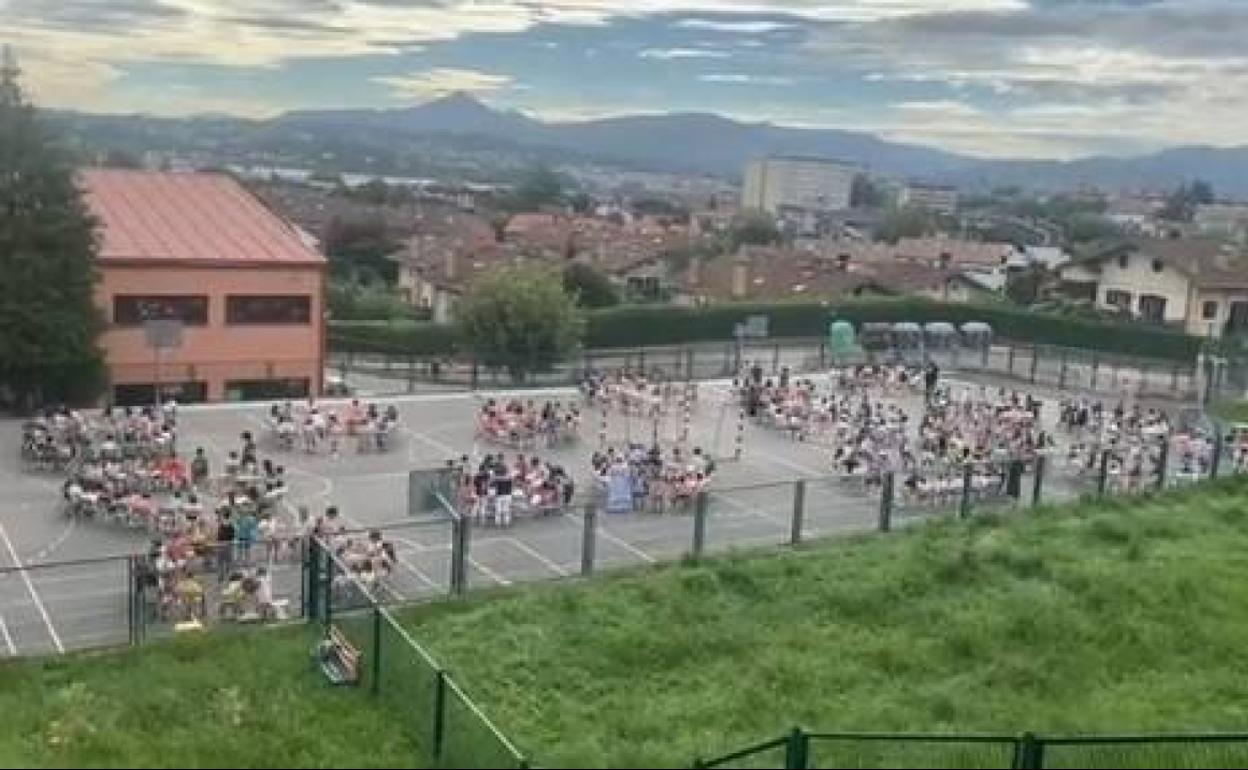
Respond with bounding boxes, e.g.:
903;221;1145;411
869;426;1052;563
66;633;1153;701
51;93;1248;196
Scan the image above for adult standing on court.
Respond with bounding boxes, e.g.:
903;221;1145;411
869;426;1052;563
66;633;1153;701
924;361;940;404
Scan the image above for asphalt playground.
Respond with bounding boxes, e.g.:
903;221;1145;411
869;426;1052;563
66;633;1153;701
0;371;1162;657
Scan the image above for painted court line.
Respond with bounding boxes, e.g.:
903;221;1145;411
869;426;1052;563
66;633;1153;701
712;490;806;534
466;555;512;586
0;615;15;656
559;510;657;564
0;521;63;654
499;538;570;577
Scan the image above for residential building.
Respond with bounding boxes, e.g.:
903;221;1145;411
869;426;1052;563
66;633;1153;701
1194;202;1248;239
899;182;959;215
82;170;327;404
1057;238;1248;337
741;156;856;215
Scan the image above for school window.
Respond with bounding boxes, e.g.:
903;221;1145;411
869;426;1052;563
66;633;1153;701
1152;259;1164;273
1117;254;1129;269
1203;301;1219;320
113;295;208;326
225;295;311;325
223;378;310;401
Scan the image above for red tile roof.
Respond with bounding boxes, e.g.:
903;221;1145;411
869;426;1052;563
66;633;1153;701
80;170;326;267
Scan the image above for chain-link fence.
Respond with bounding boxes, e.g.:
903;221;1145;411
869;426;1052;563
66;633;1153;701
307;536;528;768
328;338;1202;402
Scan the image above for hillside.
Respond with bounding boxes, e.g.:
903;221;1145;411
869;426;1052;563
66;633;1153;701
51;94;1248;194
401;479;1248;767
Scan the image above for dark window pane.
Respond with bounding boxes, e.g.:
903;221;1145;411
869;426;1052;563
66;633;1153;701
223;378;310;401
113;295;208;326
225;295;312;325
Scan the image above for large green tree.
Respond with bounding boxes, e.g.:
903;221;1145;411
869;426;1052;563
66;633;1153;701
0;50;105;408
457;267;584;382
562;262;620;308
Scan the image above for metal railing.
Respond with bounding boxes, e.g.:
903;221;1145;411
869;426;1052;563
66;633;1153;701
307;535;529;768
695;728;1248;769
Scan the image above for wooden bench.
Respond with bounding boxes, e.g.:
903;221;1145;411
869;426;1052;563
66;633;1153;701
317;626;361;686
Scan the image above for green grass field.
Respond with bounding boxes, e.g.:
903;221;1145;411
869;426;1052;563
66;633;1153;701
5;480;1248;768
401;480;1248;767
0;627;418;768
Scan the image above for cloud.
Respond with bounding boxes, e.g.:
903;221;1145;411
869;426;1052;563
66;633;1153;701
675;18;794;33
638;48;730;60
371;67;514;100
698;73;795;85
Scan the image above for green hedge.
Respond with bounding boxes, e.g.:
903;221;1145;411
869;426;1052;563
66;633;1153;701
327;320;457;356
329;299;1203;362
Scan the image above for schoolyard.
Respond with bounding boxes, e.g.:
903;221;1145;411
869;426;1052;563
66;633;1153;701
0;373;1148;657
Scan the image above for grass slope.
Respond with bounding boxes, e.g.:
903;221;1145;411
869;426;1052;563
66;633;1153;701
0;627;417;768
402;481;1248;767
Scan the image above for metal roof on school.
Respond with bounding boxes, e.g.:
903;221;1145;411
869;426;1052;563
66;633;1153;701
80;169;326;268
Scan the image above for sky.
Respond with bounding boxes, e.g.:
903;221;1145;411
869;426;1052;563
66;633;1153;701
5;0;1248;160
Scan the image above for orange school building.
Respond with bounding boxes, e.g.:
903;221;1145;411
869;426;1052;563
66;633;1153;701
80;170;327;405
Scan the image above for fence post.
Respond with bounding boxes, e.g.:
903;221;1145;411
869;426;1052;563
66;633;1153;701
1007;344;1016;375
959;464;973;519
1032;455;1046;507
1097;450;1111;497
1029;346;1039;383
470;356;479;391
686;346;695;381
407;356;417;394
818;341;826;371
772;343;781;374
790;479;806;545
1156;435;1170;491
1211;421;1224;479
581;502;597;576
1091;353;1100;390
126;556;136;646
450;516;469;596
784;727;810;770
371;606;382;696
639;347;647;375
1058;350;1068;389
1171;364;1180;394
692;491;708;559
433;670;447;760
879;471;894;532
981;341;989;368
1012;733;1045;770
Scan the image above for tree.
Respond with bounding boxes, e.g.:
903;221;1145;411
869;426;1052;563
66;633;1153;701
457;268;584;383
730;212;782;249
562;262;620;308
1065;213;1121;243
877;205;934;243
1160;180;1215;222
500;166;564;212
322;215;399;283
1005;266;1047;306
0;48;106;408
850;174;888;208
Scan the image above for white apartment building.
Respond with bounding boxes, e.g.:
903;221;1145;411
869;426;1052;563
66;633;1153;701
899;182;959;214
741;156;856;215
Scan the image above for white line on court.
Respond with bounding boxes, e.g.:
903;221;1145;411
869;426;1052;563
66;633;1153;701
712;489;805;533
0;521;63;653
388;537;445;590
400;426;458;458
498;538;569;577
558;510;657;564
0;615;15;656
31;517;77;564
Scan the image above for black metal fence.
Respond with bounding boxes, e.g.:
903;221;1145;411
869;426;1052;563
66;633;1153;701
694;728;1248;769
326;338;1203;401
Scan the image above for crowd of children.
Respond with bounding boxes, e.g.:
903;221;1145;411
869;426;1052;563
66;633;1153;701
450;453;576;527
475;398;581;449
591;443;715;514
266;399;400;455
